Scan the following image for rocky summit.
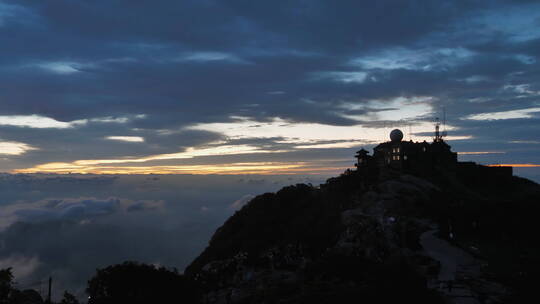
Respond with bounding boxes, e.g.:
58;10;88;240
186;166;540;304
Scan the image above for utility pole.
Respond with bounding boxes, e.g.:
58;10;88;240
47;277;52;304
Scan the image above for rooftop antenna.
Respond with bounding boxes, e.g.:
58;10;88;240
442;106;447;138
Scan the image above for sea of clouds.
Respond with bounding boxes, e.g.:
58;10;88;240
0;173;330;300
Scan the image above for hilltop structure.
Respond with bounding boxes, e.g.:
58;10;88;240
355;126;512;179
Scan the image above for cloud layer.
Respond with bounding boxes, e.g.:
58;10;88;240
0;174;329;300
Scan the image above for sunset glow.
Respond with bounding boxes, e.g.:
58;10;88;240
13;161;347;175
487;164;540;168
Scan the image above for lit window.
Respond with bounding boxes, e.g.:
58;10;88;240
422;147;426;152
404;155;408;160
396;155;400;160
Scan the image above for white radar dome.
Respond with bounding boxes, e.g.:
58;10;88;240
390;129;404;142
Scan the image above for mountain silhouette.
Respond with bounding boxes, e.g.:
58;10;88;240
186;135;540;303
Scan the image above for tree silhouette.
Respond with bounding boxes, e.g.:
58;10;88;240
86;261;200;304
59;291;79;304
0;268;14;304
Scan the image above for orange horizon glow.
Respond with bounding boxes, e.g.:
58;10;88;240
487;164;540;168
12;162;348;175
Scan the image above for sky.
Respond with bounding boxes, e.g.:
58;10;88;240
0;0;538;180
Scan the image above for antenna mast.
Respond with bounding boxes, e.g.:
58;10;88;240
434;106;448;142
442;107;447;138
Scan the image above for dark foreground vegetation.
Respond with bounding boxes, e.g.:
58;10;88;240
1;262;201;304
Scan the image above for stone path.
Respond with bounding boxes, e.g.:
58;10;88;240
420;229;481;303
420;228;511;303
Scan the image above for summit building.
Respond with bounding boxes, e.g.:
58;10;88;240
354;127;512;180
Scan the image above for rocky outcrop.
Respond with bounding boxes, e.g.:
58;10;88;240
186;171;540;303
